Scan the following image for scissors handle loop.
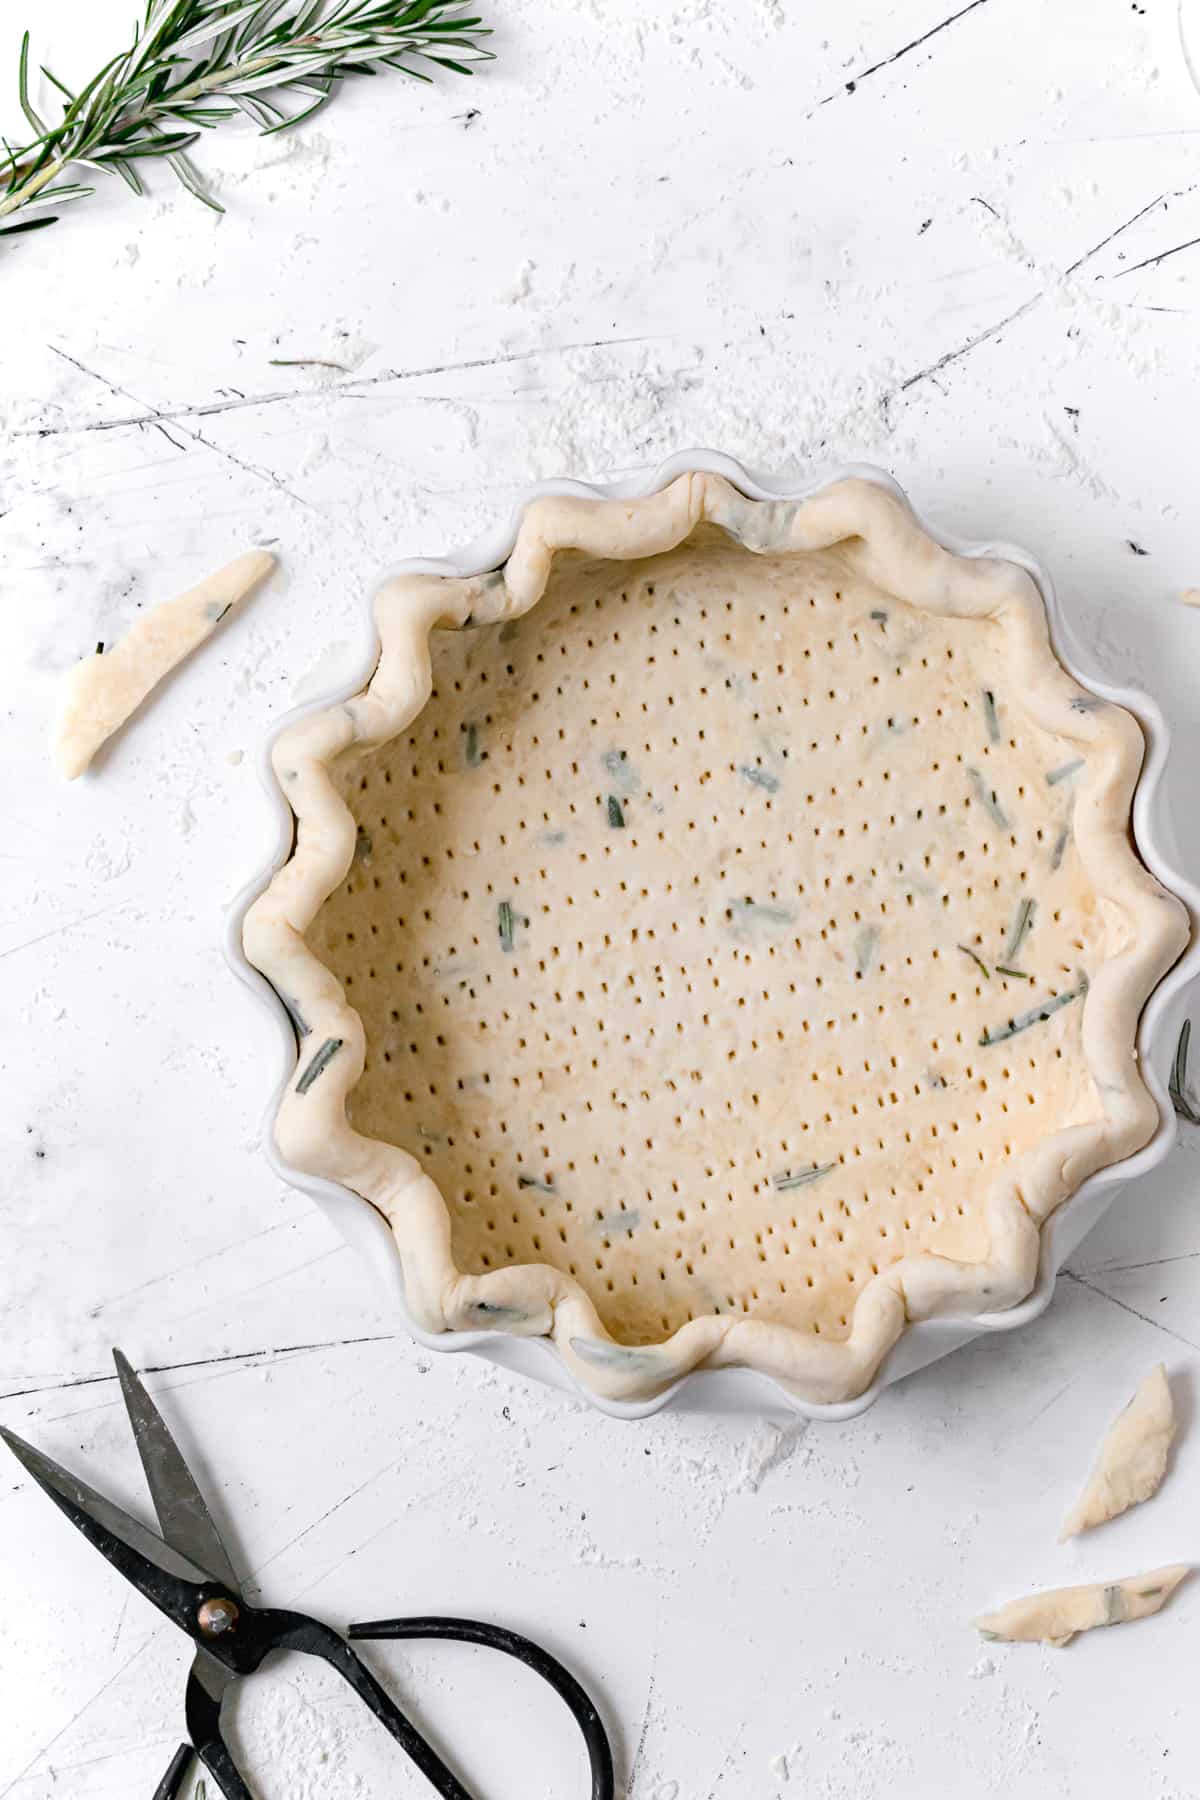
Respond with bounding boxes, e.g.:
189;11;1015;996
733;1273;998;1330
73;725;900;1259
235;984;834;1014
349;1614;615;1800
181;1607;476;1800
161;1608;615;1800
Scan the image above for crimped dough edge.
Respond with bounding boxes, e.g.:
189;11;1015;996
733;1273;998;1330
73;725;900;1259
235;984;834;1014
242;473;1189;1405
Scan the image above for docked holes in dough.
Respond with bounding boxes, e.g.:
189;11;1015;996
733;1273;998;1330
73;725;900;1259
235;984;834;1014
55;548;276;778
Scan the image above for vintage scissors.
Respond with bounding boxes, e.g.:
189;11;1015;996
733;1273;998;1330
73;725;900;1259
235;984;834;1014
2;1350;615;1800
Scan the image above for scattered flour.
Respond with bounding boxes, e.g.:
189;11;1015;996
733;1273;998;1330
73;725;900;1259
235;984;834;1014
500;259;536;304
224;1662;367;1799
731;1418;811;1494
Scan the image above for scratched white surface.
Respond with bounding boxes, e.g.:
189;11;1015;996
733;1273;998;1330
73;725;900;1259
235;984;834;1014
3;2;1200;1796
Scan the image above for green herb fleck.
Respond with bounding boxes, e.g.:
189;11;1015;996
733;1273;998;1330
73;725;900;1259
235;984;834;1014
354;824;372;859
1169;1018;1200;1125
739;764;780;793
594;1207;640;1237
729;897;795;930
603;748;641;794
498;900;516;953
95;640;104;655
967;766;1011;831
976;1629;1001;1643
1004;896;1036;963
1050;827;1070;872
958;943;990;979
869;609;888;628
517;1171;555;1193
854;925;879;975
982;688;1001;743
205;600;233;623
279;992;311;1038
607;794;626;828
464;722;483;767
571;1336;665;1375
468;1300;529;1324
1046;757;1085;787
1138;1586;1163;1600
295;1035;343;1094
773;1162;835;1192
979;976;1088;1047
1102;1584;1127;1625
995;966;1033;981
1070;695;1103;714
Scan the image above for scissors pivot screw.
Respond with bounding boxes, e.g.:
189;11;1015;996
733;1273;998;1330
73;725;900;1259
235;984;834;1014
197;1596;239;1637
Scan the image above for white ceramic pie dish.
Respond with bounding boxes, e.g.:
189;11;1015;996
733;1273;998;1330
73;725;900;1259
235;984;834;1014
225;451;1200;1420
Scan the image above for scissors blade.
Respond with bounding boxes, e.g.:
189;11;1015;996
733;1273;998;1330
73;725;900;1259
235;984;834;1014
113;1349;241;1598
1;1427;221;1638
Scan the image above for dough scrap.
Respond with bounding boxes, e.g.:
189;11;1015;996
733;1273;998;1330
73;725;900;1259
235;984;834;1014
54;549;275;778
1061;1363;1175;1539
1181;589;1200;608
975;1565;1189;1647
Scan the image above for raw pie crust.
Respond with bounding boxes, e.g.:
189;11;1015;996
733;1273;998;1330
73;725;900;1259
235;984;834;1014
243;474;1188;1404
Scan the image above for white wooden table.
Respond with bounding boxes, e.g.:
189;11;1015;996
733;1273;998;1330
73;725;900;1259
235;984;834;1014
3;4;1200;1795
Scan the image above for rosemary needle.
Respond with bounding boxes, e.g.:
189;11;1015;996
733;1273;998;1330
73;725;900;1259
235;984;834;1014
1169;1019;1200;1126
958;943;990;980
1;1;492;240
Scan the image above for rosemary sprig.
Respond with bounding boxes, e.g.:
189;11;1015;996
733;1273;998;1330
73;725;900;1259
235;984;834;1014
1;1;492;238
1169;1019;1200;1126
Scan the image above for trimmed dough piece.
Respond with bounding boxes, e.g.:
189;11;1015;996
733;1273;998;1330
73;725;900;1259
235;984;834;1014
1061;1363;1175;1539
1182;589;1200;608
976;1565;1190;1647
54;549;275;778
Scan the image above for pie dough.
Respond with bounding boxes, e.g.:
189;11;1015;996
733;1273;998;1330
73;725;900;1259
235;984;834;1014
975;1565;1189;1646
1061;1364;1174;1538
242;474;1188;1404
55;549;275;778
